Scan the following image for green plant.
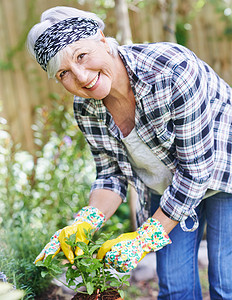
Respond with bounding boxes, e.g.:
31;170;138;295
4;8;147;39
0;98;131;299
0;212;54;299
0;101;94;298
36;229;130;298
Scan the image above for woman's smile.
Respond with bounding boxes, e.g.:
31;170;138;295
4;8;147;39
84;72;100;90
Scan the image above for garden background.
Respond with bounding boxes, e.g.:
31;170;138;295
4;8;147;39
0;0;232;299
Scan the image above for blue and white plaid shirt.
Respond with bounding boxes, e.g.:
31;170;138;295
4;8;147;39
73;43;232;231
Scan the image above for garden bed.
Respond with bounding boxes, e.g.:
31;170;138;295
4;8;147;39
71;288;122;299
37;265;210;300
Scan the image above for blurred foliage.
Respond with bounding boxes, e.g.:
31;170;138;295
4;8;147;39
176;0;232;46
0;94;96;227
209;0;232;38
176;21;189;46
0;213;52;299
30;95;95;228
0;95;131;298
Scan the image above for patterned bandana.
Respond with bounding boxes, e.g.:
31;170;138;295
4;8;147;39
34;17;99;71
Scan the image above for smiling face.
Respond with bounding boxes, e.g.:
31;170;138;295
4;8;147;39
55;38;116;99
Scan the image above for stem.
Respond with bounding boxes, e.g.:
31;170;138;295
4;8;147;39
48;269;89;295
102;267;106;289
79;269;88;289
74;290;88;295
48;271;75;291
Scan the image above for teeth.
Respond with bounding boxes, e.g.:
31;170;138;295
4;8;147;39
85;74;98;89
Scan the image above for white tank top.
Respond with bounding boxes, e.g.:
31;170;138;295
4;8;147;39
122;128;173;195
122;128;218;198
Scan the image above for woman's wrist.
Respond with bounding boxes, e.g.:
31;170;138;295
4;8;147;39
89;189;122;221
152;206;179;234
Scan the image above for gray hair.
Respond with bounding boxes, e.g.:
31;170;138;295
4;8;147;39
27;6;119;78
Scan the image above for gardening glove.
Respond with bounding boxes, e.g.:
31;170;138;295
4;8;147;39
34;206;105;264
97;218;171;272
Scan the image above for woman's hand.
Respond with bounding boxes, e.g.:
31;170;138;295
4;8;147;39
34;206;106;264
34;229;62;264
97;217;171;272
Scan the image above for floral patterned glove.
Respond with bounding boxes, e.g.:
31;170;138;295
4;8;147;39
34;206;105;264
97;218;171;272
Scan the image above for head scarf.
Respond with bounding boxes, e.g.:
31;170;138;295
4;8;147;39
34;17;99;71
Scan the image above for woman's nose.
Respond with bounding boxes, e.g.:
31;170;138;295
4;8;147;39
71;65;88;84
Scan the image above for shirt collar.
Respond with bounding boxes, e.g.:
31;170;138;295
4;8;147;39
118;46;152;100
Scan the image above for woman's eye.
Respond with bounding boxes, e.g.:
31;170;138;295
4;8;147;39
77;53;86;60
59;70;67;79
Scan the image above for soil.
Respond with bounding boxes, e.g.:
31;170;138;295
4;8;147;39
71;288;122;300
36;284;69;300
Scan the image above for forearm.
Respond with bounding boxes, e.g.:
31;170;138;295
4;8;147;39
89;189;122;221
89;189;178;233
152;207;179;234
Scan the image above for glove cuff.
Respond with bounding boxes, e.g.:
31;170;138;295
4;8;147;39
73;206;106;231
137;217;171;251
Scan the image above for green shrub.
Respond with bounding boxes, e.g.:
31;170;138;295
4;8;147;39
0;98;95;298
0;96;131;298
0;212;53;299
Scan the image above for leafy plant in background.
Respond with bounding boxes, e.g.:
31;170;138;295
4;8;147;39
0;95;96;229
29;94;96;228
0;212;53;299
36;229;130;299
0;98;95;298
0;97;131;299
209;0;232;38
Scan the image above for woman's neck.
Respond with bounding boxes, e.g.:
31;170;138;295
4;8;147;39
103;55;136;137
105;54;132;101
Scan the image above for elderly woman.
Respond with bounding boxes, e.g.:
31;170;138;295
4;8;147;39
27;6;232;300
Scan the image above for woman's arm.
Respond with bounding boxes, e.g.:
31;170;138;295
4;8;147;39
89;189;122;221
90;189;178;235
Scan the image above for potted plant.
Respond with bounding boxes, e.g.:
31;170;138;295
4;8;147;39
36;229;130;299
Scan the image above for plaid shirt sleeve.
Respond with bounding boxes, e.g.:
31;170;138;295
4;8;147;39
89;144;128;201
159;58;215;228
73;111;128;202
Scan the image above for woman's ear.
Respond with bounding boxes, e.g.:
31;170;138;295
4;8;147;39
99;30;110;53
99;30;106;41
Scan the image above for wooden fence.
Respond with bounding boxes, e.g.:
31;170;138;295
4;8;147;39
1;0;232;152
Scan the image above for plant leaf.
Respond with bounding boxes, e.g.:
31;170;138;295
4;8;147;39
35;261;45;267
43;254;53;267
109;280;120;287
40;270;48;278
86;282;94;295
75;241;88;253
65;233;77;247
75;282;85;289
118;290;125;299
121;274;130;281
89;244;101;255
